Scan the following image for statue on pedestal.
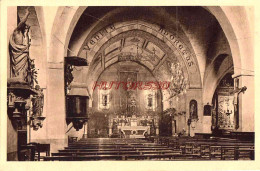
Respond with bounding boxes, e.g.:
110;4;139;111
9;7;32;84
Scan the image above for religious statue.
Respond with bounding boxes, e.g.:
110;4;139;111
9;7;32;84
32;85;44;117
127;92;137;116
31;118;43;131
232;85;247;129
30;85;45;130
189;100;198;121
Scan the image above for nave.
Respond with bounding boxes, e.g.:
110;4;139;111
43;135;254;161
7;6;255;162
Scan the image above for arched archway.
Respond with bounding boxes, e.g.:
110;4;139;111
45;6;254;147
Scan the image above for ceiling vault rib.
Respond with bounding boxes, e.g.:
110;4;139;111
142;40;148;49
121;38;125;49
101;53;105;70
152;54;167;73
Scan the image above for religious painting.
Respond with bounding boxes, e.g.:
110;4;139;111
119;71;138;116
203;103;212;116
218;95;235;129
98;89;110;110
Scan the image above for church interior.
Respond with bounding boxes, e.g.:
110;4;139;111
6;6;254;161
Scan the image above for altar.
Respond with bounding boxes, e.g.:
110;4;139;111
110;115;155;138
118;125;149;138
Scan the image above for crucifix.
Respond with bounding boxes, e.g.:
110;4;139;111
231;85;247;129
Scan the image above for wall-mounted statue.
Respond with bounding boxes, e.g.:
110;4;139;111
32;85;44;117
30;85;45;130
189;100;198;120
9;7;36;86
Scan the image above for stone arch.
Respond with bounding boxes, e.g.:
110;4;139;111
48;6;86;63
200;7;253;106
205;6;253;76
80;23;200;97
80;20;201;88
203;55;233;104
49;6;251;75
46;6;253;137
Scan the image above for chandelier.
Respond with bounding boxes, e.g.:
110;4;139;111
132;38;187;100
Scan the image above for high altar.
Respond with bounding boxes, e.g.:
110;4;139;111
109;115;158;138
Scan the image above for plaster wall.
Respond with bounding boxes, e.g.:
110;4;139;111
7;6;18;161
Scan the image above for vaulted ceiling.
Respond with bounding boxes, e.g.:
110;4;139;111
68;6;232;98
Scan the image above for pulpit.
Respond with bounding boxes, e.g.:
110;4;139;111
66;95;89;131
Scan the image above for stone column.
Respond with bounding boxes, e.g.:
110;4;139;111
7;7;18;161
46;62;67;153
234;74;254;132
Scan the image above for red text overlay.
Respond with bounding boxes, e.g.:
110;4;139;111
93;81;171;90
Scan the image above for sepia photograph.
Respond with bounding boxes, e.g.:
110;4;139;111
5;4;256;165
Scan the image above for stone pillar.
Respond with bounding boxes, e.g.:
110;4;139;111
7;6;18;161
235;75;254;132
185;89;203;135
46;63;67;153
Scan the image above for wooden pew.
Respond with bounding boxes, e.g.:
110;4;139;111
52;150;179;156
45;137;254;161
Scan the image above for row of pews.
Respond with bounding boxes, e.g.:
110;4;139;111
44;138;182;161
151;136;254;160
43;136;254;161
